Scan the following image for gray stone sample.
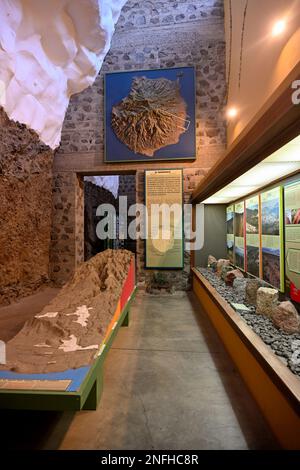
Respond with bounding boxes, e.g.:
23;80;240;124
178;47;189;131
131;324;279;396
217;259;230;276
221;265;233;281
233;278;247;302
207;255;217;266
245;279;265;306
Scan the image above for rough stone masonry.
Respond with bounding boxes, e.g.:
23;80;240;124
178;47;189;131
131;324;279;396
52;0;227;290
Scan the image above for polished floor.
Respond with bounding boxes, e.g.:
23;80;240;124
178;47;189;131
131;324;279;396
0;291;278;449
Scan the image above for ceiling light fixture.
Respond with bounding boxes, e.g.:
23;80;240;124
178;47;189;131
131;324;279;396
226;107;238;119
272;19;286;37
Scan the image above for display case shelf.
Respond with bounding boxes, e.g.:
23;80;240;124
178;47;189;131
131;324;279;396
192;268;300;449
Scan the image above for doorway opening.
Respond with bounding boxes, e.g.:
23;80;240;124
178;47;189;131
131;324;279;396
83;173;136;261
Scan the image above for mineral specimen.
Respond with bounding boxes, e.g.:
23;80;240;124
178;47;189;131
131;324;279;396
111;76;188;156
256;287;279;316
272;301;300;334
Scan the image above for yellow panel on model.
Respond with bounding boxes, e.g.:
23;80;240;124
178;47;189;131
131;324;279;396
193;275;300;449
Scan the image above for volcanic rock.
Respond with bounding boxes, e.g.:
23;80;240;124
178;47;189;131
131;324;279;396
233;277;248;296
208;255;217;266
245;279;265;306
225;269;244;287
221;265;233;281
217;259;230;276
272;301;300;334
256;287;279;316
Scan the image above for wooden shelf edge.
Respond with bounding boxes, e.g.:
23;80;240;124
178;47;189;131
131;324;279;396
192;267;300;413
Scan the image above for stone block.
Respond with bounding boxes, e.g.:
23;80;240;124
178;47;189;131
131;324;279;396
272;301;300;334
216;259;230;276
224;269;244;287
245;279;265;306
256;287;279;316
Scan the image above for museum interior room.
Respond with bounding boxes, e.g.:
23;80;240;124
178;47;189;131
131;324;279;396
0;0;300;453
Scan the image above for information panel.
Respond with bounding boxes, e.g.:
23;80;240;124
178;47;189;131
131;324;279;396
234;202;245;270
284;181;300;301
261;187;284;291
145;169;183;269
226;205;234;263
245;195;260;277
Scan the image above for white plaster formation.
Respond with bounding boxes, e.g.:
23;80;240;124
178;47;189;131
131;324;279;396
59;334;98;353
84;175;120;198
0;0;127;148
35;311;58;319
66;305;92;327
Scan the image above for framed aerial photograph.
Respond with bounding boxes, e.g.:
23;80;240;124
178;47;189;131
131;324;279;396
104;67;196;163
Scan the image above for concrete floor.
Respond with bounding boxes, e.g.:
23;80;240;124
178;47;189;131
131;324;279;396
0;291;278;449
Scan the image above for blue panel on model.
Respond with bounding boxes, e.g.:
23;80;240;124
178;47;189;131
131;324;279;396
0;366;90;392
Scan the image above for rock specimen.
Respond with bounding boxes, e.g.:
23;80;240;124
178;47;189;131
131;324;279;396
221;265;233;281
208;255;217;266
216;259;230;276
0;0;126;148
0;249;134;374
225;269;244;287
272;301;300;334
256;287;279;316
111;76;187;156
233;277;248;296
245;279;265;306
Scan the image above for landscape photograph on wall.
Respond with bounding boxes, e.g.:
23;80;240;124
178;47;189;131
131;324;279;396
234;202;245;270
261;192;280;235
226;205;234;234
104;67;196;162
246;196;260;277
234;204;244;238
234;244;245;270
261;246;281;288
261;188;282;289
226;205;234;262
227;237;234;263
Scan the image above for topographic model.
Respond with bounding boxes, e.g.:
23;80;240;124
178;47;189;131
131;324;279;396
0;249;133;374
111;76;188;157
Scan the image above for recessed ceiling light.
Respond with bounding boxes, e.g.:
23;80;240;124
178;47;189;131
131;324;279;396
272;19;286;37
226;107;238;119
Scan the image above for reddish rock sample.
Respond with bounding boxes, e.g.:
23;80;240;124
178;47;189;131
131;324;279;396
272;301;300;334
256;287;279;316
225;269;244;286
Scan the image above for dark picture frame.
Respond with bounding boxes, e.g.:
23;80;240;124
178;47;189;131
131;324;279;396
104;66;196;163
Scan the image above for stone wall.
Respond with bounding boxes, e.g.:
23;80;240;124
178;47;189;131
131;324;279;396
84;181;118;260
51;0;227;290
0;108;53;304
